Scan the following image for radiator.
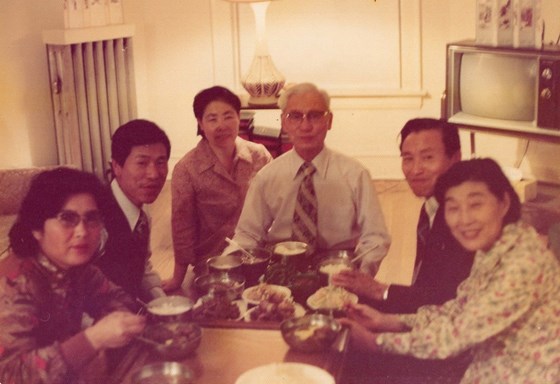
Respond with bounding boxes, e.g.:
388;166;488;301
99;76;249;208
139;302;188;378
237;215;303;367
44;26;137;180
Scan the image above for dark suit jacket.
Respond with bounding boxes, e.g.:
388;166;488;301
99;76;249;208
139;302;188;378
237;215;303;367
378;205;474;314
95;189;147;300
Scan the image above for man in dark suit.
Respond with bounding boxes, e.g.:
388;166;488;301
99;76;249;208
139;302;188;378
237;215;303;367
96;119;170;302
334;118;474;383
333;118;473;312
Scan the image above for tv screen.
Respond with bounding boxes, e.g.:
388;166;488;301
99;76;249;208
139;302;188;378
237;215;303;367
460;53;537;122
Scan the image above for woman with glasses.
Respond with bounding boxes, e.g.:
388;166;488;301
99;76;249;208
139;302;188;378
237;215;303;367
161;86;272;292
340;158;560;383
0;167;145;384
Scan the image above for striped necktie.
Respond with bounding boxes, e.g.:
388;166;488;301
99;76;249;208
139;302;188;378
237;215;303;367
133;209;150;252
292;162;318;249
413;203;430;283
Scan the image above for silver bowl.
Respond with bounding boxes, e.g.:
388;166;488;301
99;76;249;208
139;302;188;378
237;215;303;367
194;272;245;301
146;295;193;323
272;241;310;272
140;322;202;361
131;361;194;384
280;313;341;353
206;254;243;275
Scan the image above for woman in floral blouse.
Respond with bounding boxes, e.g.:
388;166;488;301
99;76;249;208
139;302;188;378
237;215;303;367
0;168;145;384
341;158;560;383
162;86;272;292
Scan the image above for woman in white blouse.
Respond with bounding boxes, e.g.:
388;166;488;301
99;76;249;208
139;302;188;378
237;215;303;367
340;158;560;383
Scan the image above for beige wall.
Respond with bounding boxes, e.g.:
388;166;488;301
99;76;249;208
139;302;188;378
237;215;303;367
1;0;559;183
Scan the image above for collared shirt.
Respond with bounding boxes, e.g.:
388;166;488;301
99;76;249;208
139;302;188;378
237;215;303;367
231;147;390;273
424;195;439;228
111;179;145;231
377;221;560;383
109;179;163;299
171;137;272;267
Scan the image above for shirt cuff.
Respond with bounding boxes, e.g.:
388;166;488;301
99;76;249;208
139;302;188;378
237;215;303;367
382;285;390;301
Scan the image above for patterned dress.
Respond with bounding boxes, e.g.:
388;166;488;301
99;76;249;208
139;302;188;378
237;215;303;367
0;252;134;384
376;221;560;383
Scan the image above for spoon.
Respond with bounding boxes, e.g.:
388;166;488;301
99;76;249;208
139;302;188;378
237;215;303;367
350;244;380;264
225;237;257;262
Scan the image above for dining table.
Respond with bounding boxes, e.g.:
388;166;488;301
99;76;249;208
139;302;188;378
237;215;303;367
111;319;349;384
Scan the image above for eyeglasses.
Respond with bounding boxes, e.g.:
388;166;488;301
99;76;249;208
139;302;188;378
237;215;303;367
284;110;330;125
53;210;104;229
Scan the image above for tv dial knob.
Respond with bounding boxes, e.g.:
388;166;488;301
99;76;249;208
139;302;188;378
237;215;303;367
540;88;552;100
541;67;553;80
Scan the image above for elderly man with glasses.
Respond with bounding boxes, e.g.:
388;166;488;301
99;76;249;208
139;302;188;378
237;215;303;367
229;82;390;275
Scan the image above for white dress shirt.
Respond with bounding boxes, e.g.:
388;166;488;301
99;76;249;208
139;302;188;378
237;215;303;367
231;147;391;274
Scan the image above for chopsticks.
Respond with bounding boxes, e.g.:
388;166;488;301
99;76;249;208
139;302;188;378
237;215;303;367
225;237;257;262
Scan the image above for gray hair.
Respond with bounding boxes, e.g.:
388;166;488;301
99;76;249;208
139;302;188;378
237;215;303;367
277;83;331;111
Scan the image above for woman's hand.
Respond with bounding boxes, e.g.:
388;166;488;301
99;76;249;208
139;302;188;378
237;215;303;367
343;302;384;330
343;302;406;333
331;270;388;301
84;311;146;350
337;318;380;352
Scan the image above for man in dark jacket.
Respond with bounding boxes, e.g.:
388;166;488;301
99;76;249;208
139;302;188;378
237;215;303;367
96;119;170;302
334;118;474;383
333;118;473;312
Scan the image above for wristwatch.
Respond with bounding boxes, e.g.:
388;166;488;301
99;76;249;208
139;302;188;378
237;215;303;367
382;285;390;301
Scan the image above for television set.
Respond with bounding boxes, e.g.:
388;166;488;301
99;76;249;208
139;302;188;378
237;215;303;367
443;40;560;140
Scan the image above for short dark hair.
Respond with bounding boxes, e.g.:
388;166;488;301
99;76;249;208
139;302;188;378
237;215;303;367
434;158;521;225
9;167;108;257
399;118;460;158
111;119;171;167
193;86;241;137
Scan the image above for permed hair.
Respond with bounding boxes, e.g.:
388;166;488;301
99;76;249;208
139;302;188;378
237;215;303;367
9;167;108;257
434;157;521;225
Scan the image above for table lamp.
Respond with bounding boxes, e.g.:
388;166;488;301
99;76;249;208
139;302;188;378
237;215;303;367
224;0;285;106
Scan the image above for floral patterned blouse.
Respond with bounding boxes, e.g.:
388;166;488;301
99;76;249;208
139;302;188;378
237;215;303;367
171;137;271;270
0;252;134;384
377;221;560;383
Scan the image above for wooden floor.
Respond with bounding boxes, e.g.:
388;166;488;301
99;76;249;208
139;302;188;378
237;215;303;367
146;180;422;289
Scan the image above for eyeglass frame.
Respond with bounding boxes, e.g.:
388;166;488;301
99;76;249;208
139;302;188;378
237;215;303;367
52;210;104;229
282;110;331;125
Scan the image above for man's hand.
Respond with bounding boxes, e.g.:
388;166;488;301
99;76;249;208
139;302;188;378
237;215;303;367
331;270;388;301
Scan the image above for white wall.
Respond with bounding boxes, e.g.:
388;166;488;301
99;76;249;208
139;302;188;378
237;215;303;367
1;0;559;183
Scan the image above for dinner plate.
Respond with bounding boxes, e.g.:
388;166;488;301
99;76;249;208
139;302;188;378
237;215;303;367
235;362;335;384
306;286;358;311
243;303;306;322
242;284;292;306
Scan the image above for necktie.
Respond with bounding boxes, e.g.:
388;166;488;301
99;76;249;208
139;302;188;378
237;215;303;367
413;203;430;283
133;209;150;252
292;162;318;249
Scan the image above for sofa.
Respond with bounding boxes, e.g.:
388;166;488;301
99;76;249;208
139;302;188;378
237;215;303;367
0;167;60;257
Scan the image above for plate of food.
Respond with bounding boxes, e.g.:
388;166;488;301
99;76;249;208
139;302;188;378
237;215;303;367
235;362;335;384
191;295;244;321
306;286;358;311
242;283;292;306
244;299;306;322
